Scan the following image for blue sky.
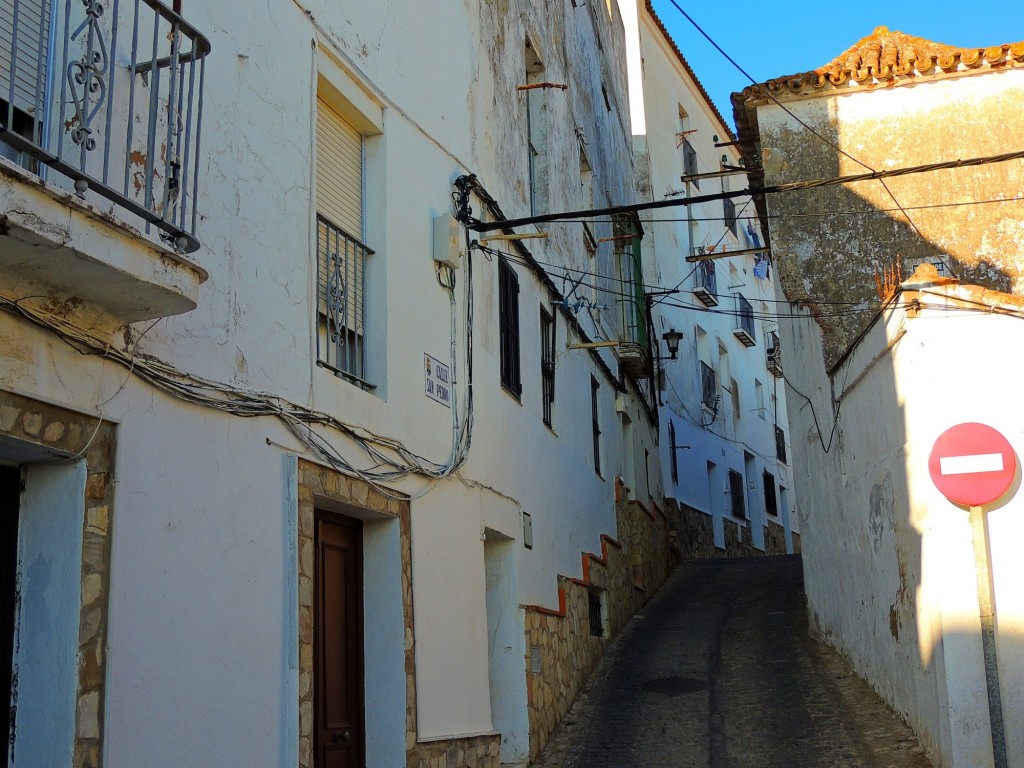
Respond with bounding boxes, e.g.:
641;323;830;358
650;0;1024;130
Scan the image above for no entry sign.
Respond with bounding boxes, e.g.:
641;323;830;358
928;423;1017;507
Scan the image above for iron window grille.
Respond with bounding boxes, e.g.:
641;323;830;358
316;215;372;386
763;470;778;517
700;361;717;409
775;426;787;464
613;219;648;354
0;0;211;251
682;137;698;188
499;256;522;397
728;469;746;519
766;331;783;377
735;294;755;343
697;259;717;297
540;306;555;427
591;375;601;476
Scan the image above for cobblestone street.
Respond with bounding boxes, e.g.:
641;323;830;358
529;556;932;768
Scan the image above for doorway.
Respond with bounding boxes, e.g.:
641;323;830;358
0;466;19;761
315;512;365;768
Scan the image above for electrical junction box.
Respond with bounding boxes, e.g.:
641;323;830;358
433;214;464;270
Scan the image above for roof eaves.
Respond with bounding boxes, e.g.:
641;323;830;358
643;0;735;141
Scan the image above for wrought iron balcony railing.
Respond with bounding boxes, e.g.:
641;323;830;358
1;0;211;252
692;258;717;306
733;294;756;346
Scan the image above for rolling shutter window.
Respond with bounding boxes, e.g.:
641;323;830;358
315;96;363;240
0;0;49;115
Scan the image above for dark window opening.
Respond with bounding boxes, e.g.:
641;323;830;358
728;469;746;519
0;467;21;759
723;196;737;236
591;376;601;475
763;471;778;517
588;589;604;637
499;257;522;397
540;307;555;427
668;420;679;485
775;426;787;464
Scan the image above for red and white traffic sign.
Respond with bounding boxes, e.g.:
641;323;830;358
928;423;1017;507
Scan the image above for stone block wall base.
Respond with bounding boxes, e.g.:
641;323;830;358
523;488;672;762
408;735;501;768
667;500;798;559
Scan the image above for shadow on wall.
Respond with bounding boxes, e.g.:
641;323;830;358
763;109;1017;766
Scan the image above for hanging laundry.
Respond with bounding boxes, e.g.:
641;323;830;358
753;254;770;280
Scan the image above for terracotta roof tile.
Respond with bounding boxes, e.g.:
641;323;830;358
753;26;1024;98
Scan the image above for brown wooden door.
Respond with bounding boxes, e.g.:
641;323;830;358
315;513;364;768
0;467;20;761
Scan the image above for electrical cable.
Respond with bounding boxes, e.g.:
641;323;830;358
1;293;471;493
661;0;956;276
545;193;1024;224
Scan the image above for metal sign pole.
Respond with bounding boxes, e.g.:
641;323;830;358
968;504;1007;768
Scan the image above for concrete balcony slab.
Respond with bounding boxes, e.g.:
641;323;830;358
0;158;207;325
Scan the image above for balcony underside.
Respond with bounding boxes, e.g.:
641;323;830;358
0;159;206;325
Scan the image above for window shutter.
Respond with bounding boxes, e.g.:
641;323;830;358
316;97;363;239
0;0;50;114
315;98;365;337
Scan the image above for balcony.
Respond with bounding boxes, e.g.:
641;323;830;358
615;230;649;379
732;294;756;347
766;331;783;377
692;258;718;307
1;0;211;324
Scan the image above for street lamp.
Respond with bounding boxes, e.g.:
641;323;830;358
659;329;683;360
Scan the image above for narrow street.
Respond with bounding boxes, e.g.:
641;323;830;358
530;556;932;768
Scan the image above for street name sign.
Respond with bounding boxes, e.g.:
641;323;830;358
928;422;1016;507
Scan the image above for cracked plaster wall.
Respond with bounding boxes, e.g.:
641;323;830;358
756;68;1024;368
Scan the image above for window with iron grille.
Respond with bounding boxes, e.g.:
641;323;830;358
540;307;555;426
728;469;746;519
763;471;778;517
588;589;604;637
775;426;787;464
499;257;522;397
723;196;737;236
591;376;601;476
316;97;373;387
735;294;755;341
700;361;717;409
682;138;699;188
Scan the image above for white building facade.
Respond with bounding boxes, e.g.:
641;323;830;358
733;28;1024;768
0;2;671;767
620;0;799;557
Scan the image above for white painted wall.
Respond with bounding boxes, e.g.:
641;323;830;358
621;0;798;549
786;280;1024;768
0;0;662;761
